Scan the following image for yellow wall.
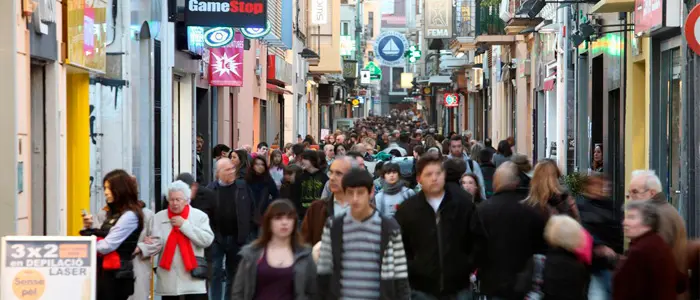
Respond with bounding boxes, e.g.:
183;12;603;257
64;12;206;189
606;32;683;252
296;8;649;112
67;72;90;236
624;32;651;194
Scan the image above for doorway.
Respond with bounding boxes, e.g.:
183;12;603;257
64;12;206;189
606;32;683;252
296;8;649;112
30;61;47;235
591;56;604;170
659;47;682;206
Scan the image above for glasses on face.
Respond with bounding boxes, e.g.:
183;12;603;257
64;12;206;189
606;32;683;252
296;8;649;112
626;188;649;199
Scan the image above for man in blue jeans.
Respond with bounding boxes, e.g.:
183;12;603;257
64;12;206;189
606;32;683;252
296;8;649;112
208;158;254;300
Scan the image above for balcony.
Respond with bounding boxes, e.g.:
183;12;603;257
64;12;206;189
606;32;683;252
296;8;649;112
450;0;477;53
499;0;542;35
478;4;506;36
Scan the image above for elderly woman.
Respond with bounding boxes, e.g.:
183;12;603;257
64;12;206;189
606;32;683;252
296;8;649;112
151;181;215;300
613;200;683;300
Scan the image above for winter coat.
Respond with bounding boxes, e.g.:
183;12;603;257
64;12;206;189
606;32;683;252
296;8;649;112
374;186;416;217
651;192;688;276
150;206;214;296
471;190;547;298
394;183;476;297
613;231;682;300
232;244;317;300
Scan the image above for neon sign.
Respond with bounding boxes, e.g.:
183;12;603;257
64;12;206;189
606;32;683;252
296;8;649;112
204;27;235;47
240;21;271;39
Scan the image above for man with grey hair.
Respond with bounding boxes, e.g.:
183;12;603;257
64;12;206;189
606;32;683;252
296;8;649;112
470;161;547;298
301;156;361;245
208;158;254;300
628;169;687;290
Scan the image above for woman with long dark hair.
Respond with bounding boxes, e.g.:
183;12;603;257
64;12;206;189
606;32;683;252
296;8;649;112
246;156;280;230
232;199;317;299
230;149;250;179
81;169;145;300
461;173;484;204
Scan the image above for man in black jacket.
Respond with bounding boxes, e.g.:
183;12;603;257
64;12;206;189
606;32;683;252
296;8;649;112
470;162;547;299
394;153;477;299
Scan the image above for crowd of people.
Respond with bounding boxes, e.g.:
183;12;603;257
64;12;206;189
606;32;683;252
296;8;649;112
81;110;696;300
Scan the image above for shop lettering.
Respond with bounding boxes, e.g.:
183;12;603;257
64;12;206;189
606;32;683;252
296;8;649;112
427;29;449;37
49;267;88;276
187;0;264;14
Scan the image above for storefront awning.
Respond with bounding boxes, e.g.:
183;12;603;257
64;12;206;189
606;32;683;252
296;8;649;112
429;76;452;85
266;83;293;95
543;76;556;91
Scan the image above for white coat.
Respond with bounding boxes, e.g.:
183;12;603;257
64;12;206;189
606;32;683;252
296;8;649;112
150;206;214;296
96;207;156;300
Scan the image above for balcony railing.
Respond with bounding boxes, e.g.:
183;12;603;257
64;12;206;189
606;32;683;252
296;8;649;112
476;3;505;35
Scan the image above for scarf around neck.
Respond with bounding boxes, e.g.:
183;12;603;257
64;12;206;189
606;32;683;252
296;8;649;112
159;205;198;272
383;180;405;195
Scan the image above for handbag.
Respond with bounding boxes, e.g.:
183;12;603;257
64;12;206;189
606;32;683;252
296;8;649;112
190;256;208;279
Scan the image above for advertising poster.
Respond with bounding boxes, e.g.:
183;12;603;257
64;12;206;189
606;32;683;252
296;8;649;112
66;0;107;73
1;236;97;300
209;32;245;87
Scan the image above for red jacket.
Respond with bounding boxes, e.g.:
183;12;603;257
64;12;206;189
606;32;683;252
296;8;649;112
613;231;684;300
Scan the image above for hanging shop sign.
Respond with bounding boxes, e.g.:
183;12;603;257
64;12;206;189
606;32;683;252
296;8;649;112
364;61;383;80
375;31;408;67
1;236;97;300
240;21;271;39
311;0;328;25
185;0;267;28
425;0;453;38
443;93;459;107
209;31;245;87
204;27;235;47
634;0;662;35
187;26;206;55
686;4;700;56
66;0;107;73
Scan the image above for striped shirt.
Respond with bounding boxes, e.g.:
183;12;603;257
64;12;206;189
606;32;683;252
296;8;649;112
340;211;382;300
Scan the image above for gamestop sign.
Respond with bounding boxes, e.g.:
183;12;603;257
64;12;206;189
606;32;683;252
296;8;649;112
185;0;267;28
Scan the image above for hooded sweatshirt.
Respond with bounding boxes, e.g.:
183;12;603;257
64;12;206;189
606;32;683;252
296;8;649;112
293;169;329;218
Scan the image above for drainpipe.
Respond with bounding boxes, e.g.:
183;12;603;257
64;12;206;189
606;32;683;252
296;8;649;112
556;5;570;173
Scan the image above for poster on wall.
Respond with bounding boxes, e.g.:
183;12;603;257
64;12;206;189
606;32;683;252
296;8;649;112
634;0;662;35
209;32;245;87
1;236;97;300
66;0;107;73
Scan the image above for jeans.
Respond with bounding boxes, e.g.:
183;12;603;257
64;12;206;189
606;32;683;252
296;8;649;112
209;234;243;300
411;289;473;300
588;270;612;300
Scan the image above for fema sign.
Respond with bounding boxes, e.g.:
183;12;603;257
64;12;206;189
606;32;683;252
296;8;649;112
375;31;408;66
185;0;267;28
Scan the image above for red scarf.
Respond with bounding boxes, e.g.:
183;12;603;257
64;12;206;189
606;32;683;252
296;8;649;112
159;205;198;271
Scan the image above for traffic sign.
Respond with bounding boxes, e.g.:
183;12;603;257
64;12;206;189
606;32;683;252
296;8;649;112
360;70;371;84
686;4;700;55
375;31;408;66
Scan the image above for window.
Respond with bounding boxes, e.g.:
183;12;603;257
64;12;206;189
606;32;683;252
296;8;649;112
368;12;374;38
260;99;268;144
391;67;405;93
341;22;350;36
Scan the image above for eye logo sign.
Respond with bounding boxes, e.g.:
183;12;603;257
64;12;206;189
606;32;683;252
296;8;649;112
204;27;234;47
240;21;271;39
185;0;267;28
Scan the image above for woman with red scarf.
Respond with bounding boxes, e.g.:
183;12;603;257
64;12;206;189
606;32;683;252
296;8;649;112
151;180;215;300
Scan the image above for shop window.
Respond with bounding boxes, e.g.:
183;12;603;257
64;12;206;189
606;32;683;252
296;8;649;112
660;48;682;206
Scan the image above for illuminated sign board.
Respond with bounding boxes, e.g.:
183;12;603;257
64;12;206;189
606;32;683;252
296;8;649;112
240;21;271;39
187;26;206;55
66;0;107;73
185;0;267;28
204;27;234;47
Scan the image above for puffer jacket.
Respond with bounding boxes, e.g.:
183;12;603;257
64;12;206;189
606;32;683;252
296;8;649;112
232;244;317;300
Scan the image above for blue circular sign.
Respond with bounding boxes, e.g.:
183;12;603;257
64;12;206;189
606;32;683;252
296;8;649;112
375;31;408;66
